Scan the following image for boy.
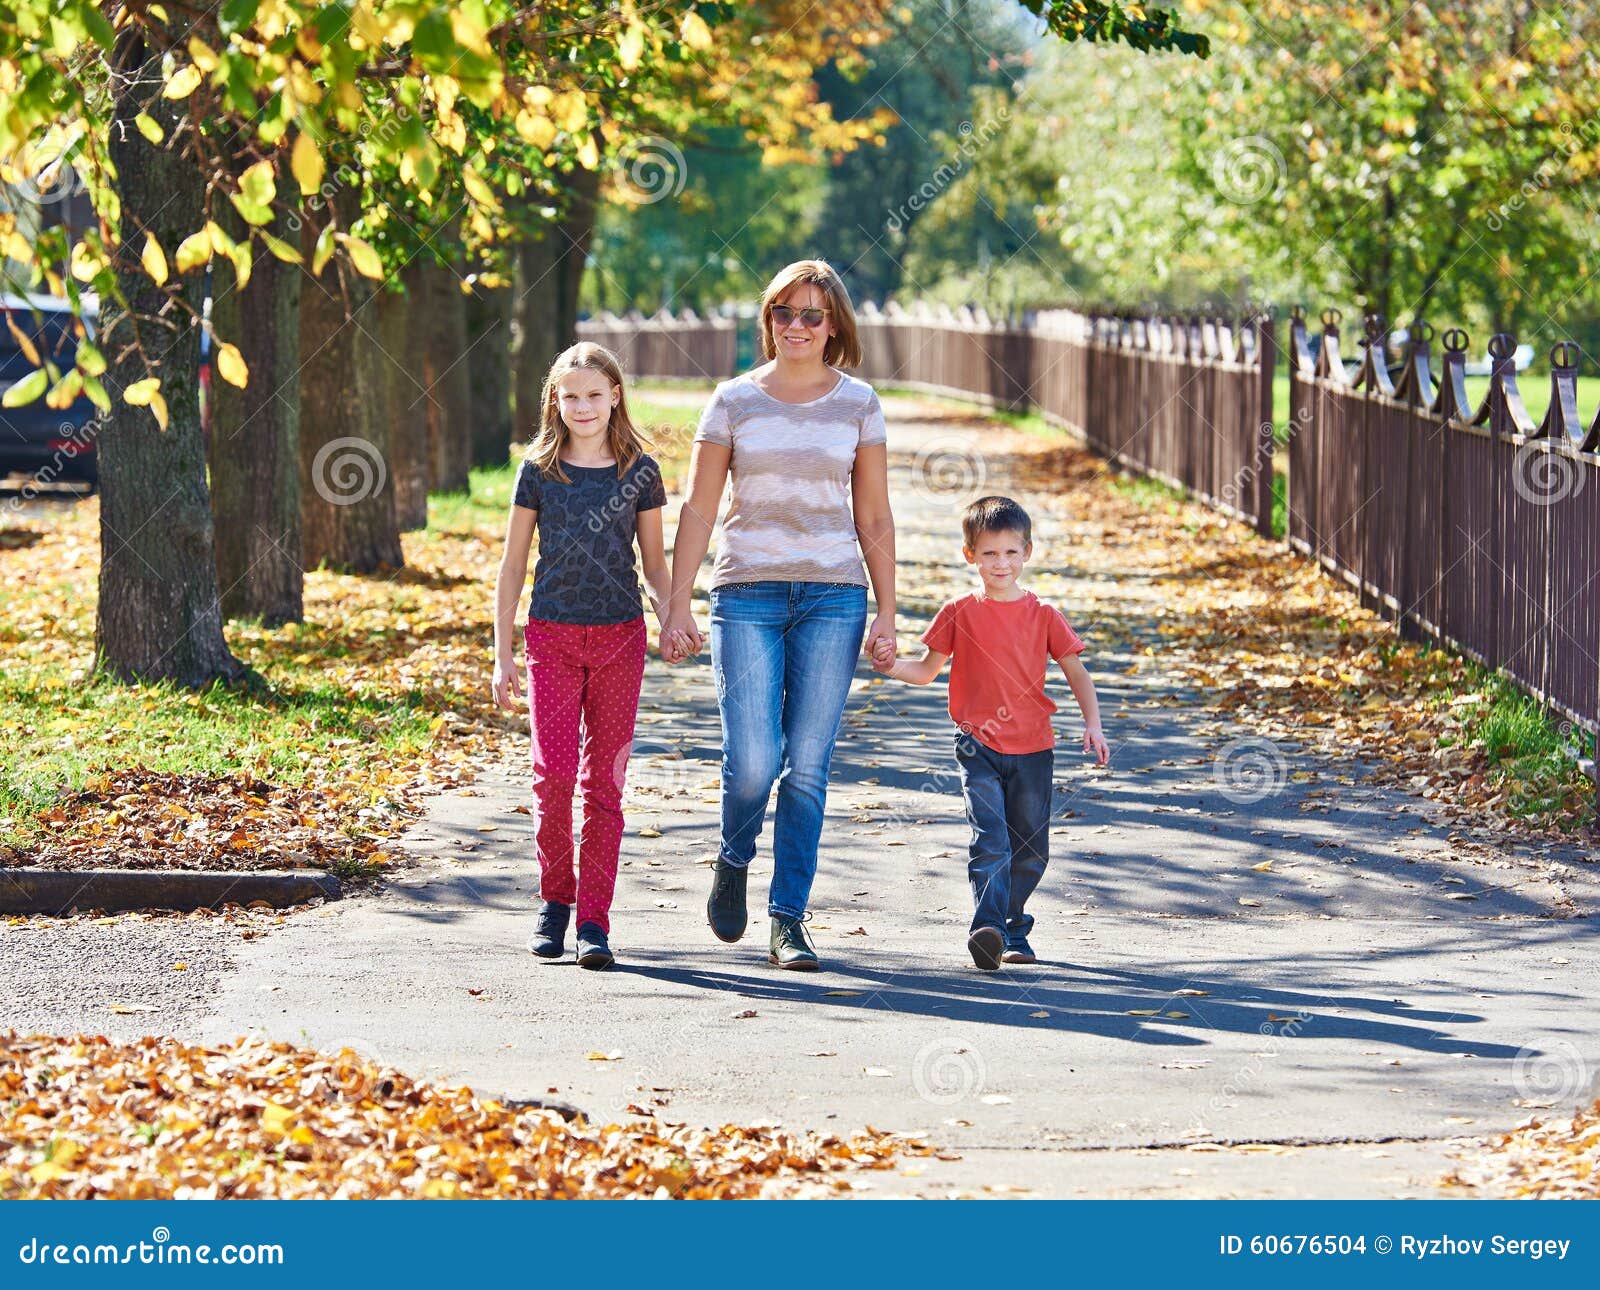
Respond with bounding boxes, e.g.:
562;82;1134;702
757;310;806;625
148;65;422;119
873;496;1110;970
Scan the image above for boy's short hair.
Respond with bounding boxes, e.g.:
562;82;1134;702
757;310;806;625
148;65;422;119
962;496;1033;549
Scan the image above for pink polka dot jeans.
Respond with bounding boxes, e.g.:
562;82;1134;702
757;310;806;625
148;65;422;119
525;615;648;933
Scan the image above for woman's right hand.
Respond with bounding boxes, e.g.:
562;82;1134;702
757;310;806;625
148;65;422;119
659;611;704;663
492;655;525;709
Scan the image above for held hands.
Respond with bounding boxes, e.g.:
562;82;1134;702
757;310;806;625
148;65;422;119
659;612;704;664
864;612;896;673
492;656;524;710
1083;724;1111;767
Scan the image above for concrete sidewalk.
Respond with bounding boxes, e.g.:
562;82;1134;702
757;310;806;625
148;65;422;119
8;397;1596;1197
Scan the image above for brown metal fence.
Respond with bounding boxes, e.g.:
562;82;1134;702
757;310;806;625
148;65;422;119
1288;309;1600;739
853;300;1277;537
576;308;735;381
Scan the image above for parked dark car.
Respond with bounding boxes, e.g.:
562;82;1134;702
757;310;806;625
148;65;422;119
0;292;100;486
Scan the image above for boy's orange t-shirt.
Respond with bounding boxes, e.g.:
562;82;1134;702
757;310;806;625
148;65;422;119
921;591;1085;755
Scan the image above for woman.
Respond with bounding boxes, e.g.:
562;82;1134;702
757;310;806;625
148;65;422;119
661;260;897;971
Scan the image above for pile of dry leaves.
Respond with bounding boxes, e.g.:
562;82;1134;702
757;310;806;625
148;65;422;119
0;1033;923;1199
6;767;454;876
1444;1100;1600;1198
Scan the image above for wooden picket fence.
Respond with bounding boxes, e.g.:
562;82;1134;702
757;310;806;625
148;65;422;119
576;308;735;381
853;300;1276;538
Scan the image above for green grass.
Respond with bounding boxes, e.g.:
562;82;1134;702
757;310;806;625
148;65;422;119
0;671;442;851
0;386;707;853
1104;472;1187;512
972;404;1061;441
1435;672;1596;828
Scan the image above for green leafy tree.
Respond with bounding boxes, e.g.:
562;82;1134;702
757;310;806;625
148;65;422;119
0;0;724;680
1019;0;1207;54
1178;0;1600;337
813;0;1032;305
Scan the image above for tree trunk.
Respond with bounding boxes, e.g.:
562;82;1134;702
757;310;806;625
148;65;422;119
378;282;429;531
416;256;473;493
95;37;244;687
513;164;600;442
208;182;303;625
298;214;403;573
466;280;513;467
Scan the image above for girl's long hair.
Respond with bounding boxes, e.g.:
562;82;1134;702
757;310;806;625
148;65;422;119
527;342;648;484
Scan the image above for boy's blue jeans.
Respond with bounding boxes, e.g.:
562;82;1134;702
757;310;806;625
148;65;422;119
710;581;866;919
954;730;1053;941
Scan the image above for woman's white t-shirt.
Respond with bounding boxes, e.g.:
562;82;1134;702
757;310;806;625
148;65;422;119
693;369;887;589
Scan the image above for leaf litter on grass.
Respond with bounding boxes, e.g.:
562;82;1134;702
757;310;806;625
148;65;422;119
0;402;703;876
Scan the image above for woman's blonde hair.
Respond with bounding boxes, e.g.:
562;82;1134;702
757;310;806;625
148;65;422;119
758;259;863;369
528;342;647;484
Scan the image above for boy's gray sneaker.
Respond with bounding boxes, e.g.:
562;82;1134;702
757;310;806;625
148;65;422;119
528;901;571;958
967;926;1004;971
1001;935;1036;964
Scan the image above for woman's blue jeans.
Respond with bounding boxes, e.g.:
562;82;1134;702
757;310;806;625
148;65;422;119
710;581;867;919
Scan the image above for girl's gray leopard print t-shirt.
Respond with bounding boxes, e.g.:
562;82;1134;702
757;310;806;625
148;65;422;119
513;453;667;625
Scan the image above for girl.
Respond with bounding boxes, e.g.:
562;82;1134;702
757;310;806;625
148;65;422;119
492;342;686;970
660;260;899;971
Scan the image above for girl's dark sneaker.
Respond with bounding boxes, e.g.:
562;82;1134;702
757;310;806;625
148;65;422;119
528;902;571;958
1001;936;1036;964
575;922;615;970
768;914;820;971
967;926;1004;971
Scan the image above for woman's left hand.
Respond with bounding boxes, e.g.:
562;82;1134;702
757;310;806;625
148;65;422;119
864;612;896;665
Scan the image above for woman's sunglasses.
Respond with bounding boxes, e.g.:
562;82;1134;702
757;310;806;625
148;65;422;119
771;304;830;328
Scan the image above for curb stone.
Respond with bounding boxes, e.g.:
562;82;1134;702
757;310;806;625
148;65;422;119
0;867;342;915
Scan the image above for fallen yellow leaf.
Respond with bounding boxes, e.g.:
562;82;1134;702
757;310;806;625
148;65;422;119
259;1102;295;1135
